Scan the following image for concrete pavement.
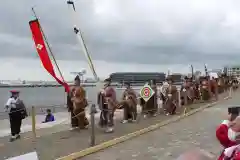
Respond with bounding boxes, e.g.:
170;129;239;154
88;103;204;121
0;107;126;138
80;93;240;160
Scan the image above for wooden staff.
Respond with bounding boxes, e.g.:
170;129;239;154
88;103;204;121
31;7;66;84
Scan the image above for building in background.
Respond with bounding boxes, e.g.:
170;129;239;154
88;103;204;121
224;65;240;78
109;72;166;84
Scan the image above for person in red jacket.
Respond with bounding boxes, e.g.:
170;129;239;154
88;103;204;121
222;116;240;159
223;144;240;159
216;107;240;160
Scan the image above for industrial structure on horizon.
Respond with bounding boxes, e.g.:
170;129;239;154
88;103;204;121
224;65;240;78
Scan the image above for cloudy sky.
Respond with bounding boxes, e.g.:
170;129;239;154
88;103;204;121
1;0;240;81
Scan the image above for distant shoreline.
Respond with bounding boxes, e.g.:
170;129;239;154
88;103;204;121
0;83;96;88
0;82;183;88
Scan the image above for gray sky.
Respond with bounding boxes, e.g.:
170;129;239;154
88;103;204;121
1;0;240;80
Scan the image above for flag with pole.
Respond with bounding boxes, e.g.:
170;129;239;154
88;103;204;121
29;19;70;92
204;64;208;76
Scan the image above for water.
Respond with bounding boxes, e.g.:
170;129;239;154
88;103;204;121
0;86;138;113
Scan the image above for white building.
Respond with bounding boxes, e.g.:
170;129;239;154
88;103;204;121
224;65;240;78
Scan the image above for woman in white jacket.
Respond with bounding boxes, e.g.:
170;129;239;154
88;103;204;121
5;90;27;142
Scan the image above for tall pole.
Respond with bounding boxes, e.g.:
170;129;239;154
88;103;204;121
204;64;208;77
191;65;194;80
66;0;98;81
31;7;66;83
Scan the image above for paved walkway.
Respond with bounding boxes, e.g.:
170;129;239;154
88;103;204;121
0;108;126;138
0;91;231;160
81;93;240;160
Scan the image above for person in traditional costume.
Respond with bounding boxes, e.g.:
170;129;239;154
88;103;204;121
232;78;239;90
218;75;225;94
67;75;81;129
222;73;229;92
200;76;210;101
71;84;89;129
165;76;178;115
192;77;201;100
142;80;158;117
5;90;27;142
216;107;240;160
119;82;137;123
181;76;194;105
97;85;108;128
103;78;117;133
160;81;169;106
209;76;218;100
180;77;187;106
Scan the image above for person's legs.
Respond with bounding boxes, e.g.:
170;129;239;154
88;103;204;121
83;114;89;127
15;116;22;139
76;108;88;129
70;110;78;128
9;111;18;141
106;110;114;133
9;115;16;136
131;105;137;122
122;102;129;123
99;109;108;128
102;104;109;126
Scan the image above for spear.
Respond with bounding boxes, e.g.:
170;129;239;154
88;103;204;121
66;0;99;81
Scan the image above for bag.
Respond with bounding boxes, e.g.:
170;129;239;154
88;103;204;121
16;99;28;119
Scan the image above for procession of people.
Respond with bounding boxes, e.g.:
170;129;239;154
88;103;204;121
4;70;238;160
65;72;235;135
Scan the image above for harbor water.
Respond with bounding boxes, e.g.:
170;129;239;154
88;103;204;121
0;86;142;116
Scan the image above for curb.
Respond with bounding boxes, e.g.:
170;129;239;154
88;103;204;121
56;96;230;160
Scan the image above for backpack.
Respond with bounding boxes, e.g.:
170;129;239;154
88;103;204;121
16;99;28;119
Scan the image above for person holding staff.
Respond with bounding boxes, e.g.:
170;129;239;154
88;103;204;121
67;75;81;129
103;78;117;133
120;81;137;123
5;90;27;142
71;85;89;129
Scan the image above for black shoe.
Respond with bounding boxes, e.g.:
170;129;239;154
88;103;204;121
9;137;15;142
16;135;21;139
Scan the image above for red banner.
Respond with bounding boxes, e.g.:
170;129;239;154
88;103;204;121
29;19;70;92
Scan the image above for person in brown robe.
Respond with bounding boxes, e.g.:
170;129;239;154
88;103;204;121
97;87;108;128
165;76;178;115
119;82;137;123
201;76;210;101
210;77;218;100
232;78;239;90
193;79;201;100
71;85;89;129
218;75;224;94
67;75;80;128
103;78;117;133
188;77;198;102
181;77;194;105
